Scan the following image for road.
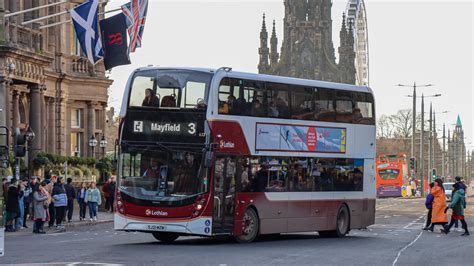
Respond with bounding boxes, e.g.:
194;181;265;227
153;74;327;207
2;197;473;265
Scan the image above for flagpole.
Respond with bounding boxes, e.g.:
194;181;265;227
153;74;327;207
22;10;69;26
5;0;70;18
39;20;71;30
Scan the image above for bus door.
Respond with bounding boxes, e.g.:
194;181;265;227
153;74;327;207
212;156;236;234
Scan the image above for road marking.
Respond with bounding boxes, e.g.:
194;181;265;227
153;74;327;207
392;231;423;266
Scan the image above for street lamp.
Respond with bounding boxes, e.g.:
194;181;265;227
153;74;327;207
25;126;35;178
398;82;433;183
100;135;107;159
89;134;97;158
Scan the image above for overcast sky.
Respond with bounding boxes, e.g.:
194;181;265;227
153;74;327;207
105;0;473;148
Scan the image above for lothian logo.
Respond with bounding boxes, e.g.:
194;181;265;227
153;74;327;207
145;209;169;216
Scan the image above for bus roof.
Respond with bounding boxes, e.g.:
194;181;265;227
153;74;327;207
132;66;373;94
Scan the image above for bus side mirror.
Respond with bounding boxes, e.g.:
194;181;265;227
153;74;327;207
205;151;213;168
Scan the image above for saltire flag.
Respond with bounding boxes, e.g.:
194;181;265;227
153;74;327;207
100;13;131;70
121;0;149;53
70;0;103;64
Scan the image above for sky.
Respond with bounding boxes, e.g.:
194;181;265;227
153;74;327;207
105;0;473;148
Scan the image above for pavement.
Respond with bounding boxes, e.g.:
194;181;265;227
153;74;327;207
2;197;473;265
5;211;114;236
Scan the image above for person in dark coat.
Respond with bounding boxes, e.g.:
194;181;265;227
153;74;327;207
64;178;76;223
5;177;20;232
423;182;435;230
77;182;88;221
142;88;160;107
107;177;116;213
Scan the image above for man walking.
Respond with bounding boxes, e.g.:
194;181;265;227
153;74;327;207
64;178;76;223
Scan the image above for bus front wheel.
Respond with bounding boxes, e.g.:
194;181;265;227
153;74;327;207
234;208;259;243
152;232;179;243
319;204;350;238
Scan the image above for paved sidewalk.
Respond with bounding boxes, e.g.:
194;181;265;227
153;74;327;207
6;211;114;236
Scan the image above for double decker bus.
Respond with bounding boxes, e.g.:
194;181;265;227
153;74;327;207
375;154;407;197
115;67;376;243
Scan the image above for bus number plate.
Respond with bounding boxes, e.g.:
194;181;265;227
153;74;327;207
147;225;166;231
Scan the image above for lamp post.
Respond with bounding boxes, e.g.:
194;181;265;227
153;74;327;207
398;82;433;180
89;134;97;158
100;135;107;159
25;126;35;178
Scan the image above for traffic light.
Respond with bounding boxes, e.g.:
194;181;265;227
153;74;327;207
409;157;416;170
14;128;26;157
431;168;437;179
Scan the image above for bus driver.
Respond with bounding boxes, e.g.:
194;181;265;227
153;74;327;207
143;158;160;178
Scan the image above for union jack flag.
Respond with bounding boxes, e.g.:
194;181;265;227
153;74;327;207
121;0;149;53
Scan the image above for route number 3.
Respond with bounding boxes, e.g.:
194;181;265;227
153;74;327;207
188;123;196;135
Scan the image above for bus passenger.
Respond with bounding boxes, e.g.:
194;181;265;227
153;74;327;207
142;88;160;107
276;98;290;118
227;95;238;114
250;99;265;117
252;164;269;192
143;158;160;178
352;108;363;123
268;101;279;117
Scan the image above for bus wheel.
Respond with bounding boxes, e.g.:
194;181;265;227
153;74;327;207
234;208;259;243
319;205;350;238
152;232;179;243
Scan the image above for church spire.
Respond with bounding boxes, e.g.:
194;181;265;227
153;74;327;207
258;13;270;74
270;20;279;67
456;114;462;127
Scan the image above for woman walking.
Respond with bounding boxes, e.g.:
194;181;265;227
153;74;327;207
77;182;88;221
442;182;469;236
428;178;448;232
85;182;102;221
32;183;48;234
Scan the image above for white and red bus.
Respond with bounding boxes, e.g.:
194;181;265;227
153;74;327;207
115;67;376;243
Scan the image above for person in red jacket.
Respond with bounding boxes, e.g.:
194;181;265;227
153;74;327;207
102;178;111;211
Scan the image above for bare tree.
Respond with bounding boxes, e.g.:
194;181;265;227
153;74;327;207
377;114;395;139
392;109;412;138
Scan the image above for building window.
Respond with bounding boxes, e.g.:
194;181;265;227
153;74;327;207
71;109;82;128
95;110;101;129
71;132;83;157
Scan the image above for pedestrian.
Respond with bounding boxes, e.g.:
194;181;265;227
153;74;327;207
52;177;67;229
46;175;57;228
102;178;111;211
15;178;27;230
85;181;102;221
64;177;76;223
23;177;37;229
32;182;48;234
77;182;88;221
410;178;417;197
5;177;19;232
423;182;435;230
442;182;469;236
428;178;448;232
107;177;116;213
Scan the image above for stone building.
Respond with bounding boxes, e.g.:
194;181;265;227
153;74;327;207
0;0;112;160
258;0;356;84
447;115;466;178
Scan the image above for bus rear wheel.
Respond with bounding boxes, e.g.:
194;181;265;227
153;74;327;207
152;232;179;243
234;208;259;243
319;204;350;238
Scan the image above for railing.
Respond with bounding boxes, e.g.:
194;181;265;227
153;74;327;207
4;19;43;53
